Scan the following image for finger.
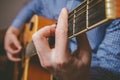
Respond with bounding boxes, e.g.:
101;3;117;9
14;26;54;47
5;39;22;55
6;45;21;54
76;33;91;65
7;52;21;62
77;33;91;52
32;25;56;55
55;8;68;53
12;34;22;51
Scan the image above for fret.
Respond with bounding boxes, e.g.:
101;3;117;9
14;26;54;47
73;10;76;35
74;0;87;17
68;20;73;37
88;0;106;27
68;1;87;38
86;0;89;28
68;10;74;21
68;11;74;37
74;10;86;36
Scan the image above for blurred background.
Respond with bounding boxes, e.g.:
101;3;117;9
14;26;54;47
0;0;28;80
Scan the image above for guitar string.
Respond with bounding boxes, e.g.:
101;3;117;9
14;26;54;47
68;0;104;29
68;0;104;22
68;0;103;18
69;0;106;30
68;0;106;37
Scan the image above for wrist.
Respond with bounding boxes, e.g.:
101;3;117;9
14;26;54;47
8;26;20;36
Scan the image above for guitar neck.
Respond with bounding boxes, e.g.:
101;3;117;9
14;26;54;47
68;0;120;39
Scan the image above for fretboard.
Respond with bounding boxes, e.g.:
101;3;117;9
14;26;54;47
68;0;120;39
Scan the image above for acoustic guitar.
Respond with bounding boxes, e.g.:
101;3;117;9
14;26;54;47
17;0;120;80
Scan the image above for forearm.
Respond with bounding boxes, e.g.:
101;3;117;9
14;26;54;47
11;0;37;29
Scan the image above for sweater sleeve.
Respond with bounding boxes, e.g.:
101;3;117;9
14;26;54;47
11;0;41;29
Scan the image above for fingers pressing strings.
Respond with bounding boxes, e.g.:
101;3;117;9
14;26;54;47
32;25;56;54
48;24;56;47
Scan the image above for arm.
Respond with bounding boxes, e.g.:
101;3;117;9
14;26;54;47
91;19;120;80
96;19;120;70
4;27;21;61
32;8;91;80
4;0;40;61
11;0;38;29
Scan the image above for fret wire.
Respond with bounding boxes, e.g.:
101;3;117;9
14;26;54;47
68;20;73;37
73;10;76;35
68;1;87;22
68;11;74;21
69;8;86;22
88;1;106;27
86;0;89;28
68;0;103;22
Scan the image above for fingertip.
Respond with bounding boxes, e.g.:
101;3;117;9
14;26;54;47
61;7;68;14
18;46;22;50
57;7;68;28
11;58;21;62
51;24;57;27
12;58;21;62
7;52;21;62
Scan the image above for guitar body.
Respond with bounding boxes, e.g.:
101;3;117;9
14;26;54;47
24;56;51;80
21;15;56;80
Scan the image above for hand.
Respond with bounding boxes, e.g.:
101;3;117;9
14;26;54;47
32;8;91;80
4;27;22;62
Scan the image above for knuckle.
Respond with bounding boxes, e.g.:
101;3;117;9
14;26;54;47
32;33;40;41
56;29;67;38
32;33;37;39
